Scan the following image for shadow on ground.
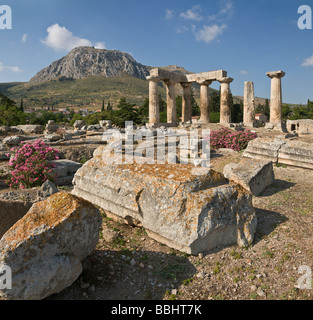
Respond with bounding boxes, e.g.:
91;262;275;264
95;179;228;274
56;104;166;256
253;208;288;244
47;250;197;300
259;179;296;197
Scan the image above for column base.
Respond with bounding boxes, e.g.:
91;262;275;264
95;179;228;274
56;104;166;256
146;123;178;129
265;122;288;133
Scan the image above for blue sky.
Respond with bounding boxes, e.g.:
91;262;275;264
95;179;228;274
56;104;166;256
0;0;313;103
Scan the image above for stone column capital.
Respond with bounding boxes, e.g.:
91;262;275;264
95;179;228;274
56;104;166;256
197;79;213;86
146;75;161;82
218;77;233;84
266;71;285;79
163;79;177;86
180;82;192;89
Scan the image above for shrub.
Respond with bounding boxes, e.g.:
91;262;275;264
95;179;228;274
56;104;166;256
208;128;257;152
7;140;59;189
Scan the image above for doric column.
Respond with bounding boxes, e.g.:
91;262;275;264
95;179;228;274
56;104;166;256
266;71;285;124
219;77;233;124
164;80;177;124
181;82;192;123
197;80;212;123
243;81;255;127
147;76;161;124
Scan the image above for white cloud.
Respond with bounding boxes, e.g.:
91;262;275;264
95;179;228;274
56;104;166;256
165;9;174;20
41;24;106;52
194;24;227;43
180;5;203;21
219;0;234;17
239;70;249;75
302;55;313;67
21;34;28;44
95;42;106;49
0;62;23;73
206;0;234;22
175;25;189;34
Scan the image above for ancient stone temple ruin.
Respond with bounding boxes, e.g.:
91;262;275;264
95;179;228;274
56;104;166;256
146;68;233;126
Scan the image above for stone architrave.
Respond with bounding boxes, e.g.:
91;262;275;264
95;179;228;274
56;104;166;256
147;76;161;124
219;77;233;124
198;80;212;123
181;82;192;123
164;80;177;124
266;71;285;124
243;81;255;127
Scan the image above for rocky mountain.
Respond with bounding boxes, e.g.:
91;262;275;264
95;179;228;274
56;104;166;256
29;47;151;84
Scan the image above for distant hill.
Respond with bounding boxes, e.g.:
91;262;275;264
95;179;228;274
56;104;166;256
29;46;150;84
0;46;252;111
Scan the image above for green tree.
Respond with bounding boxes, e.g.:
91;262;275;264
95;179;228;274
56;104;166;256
231;99;243;123
107;101;112;111
209;91;220;113
255;99;270;119
191;87;200;116
101;99;105;112
176;95;182;120
282;104;292;120
0;92;25;126
19;98;24;113
137;98;149;123
113;97;139;126
0;92;16;109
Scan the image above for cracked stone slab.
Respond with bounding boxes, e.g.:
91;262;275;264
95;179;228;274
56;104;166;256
72;147;257;255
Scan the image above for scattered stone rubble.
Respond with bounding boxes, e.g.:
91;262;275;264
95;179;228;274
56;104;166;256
1;115;313;300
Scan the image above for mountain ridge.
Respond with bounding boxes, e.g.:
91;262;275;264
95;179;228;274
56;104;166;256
29;46;152;84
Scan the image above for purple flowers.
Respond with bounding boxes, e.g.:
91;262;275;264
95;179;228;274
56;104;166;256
207;128;257;152
7;139;59;189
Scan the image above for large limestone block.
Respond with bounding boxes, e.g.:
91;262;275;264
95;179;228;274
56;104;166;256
72;154;257;255
16;125;44;134
278;140;313;170
223;159;274;196
51;160;82;186
243;138;313;170
243;138;286;162
0;192;102;300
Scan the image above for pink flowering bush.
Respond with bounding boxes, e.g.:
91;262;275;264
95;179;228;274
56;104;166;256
7;139;59;189
208;128;258;152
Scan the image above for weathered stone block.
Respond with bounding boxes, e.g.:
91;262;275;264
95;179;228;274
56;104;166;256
16;125;44;134
278;140;313;170
0;192;102;300
243;138;286;162
223;159;275;196
72;151;257;255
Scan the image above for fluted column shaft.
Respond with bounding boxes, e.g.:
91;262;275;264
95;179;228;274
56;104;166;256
147;76;160;124
243;81;255;127
198;80;212;123
164;80;177;124
219;77;233;124
266;71;285;124
181;82;192;123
